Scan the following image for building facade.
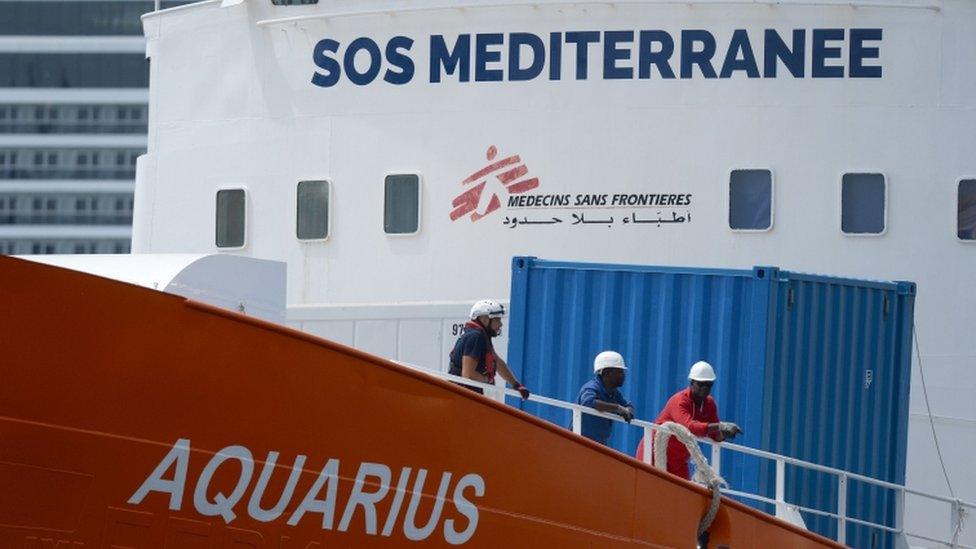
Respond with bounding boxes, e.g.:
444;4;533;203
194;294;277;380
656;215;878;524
0;0;188;255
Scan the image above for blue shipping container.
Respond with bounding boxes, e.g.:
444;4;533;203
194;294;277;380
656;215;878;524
506;257;915;548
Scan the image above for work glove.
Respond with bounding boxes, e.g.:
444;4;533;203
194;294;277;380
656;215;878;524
514;384;530;400
617;405;635;423
719;422;742;440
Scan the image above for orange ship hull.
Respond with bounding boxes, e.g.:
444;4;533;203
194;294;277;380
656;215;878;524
0;256;841;548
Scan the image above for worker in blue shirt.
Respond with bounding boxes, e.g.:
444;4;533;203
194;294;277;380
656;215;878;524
575;351;635;445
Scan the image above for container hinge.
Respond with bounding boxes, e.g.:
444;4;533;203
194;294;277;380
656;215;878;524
787;286;795;310
883;295;890;317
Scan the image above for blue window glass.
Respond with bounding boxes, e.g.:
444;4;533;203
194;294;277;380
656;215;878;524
384;174;420;234
216;189;246;248
0;2;193;35
959;179;976;241
297;180;330;240
0;54;148;88
729;169;772;230
842;173;886;234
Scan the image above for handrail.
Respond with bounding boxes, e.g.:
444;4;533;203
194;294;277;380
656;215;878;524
405;365;975;547
254;0;940;27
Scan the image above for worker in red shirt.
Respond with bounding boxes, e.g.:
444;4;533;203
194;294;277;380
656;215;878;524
636;361;741;479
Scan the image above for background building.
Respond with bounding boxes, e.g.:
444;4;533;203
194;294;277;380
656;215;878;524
0;0;187;255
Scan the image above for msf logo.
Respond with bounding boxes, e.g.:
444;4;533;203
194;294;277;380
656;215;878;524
450;146;539;222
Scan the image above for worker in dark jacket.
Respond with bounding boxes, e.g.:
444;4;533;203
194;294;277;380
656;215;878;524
575;351;635;445
636;361;741;479
449;299;530;399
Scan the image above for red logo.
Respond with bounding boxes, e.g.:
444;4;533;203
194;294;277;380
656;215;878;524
450;145;540;222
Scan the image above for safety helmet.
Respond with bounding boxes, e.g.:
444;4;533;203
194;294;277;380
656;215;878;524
688;361;717;382
594;351;627;373
470;299;506;320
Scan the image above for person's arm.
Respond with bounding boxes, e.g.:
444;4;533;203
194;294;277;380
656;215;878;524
591;399;634;421
672;399;713;437
494;356;530;399
702;401;742;441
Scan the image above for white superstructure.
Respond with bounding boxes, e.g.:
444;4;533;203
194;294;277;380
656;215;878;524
136;0;976;544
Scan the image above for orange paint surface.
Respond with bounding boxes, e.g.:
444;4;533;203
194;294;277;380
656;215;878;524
0;256;842;548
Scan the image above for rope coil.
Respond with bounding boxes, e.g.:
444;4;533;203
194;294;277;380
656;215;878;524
653;422;727;539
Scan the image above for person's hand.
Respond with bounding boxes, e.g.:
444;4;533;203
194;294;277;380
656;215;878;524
719;422;742;440
617;405;635;423
515;384;530;400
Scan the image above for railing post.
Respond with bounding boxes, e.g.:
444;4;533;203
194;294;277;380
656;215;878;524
775;459;786;505
950;499;962;548
572;409;582;435
642;425;653;465
493;380;506;403
838;473;848;546
710;440;721;475
894;488;910;549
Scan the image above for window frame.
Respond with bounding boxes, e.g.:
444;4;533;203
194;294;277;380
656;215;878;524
727;167;775;233
296;178;332;243
839;171;888;237
383;173;422;236
957;177;976;243
214;186;248;250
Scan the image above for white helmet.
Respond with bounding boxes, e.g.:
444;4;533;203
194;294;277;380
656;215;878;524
594;351;627;373
470;299;506;320
689;361;717;382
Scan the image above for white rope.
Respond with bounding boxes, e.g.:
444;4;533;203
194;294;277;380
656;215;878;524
653;422;727;538
913;325;957;500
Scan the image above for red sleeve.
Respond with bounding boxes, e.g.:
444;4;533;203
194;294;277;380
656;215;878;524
668;396;710;437
705;399;721;441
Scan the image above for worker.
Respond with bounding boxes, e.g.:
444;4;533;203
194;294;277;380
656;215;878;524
575;351;635;445
448;299;530;399
637;360;741;479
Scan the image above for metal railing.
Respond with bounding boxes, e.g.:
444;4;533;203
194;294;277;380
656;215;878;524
405;364;975;548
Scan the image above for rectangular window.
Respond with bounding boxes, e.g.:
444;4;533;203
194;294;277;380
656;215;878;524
297;180;330;240
76;198;87;211
0;2;195;36
842;173;886;234
384;174;420;234
271;0;319;5
959;179;976;241
729;169;772;230
0;53;149;88
215;189;246;248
